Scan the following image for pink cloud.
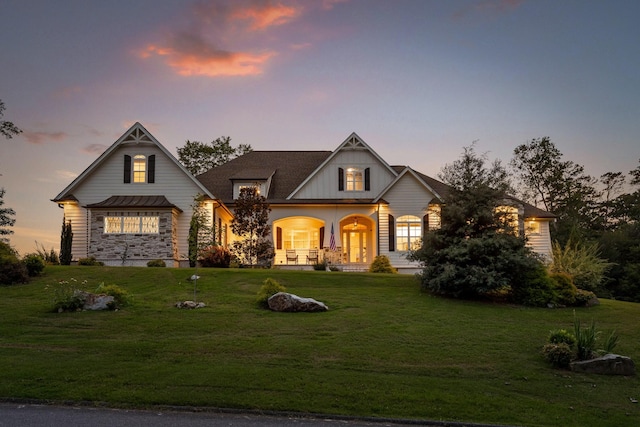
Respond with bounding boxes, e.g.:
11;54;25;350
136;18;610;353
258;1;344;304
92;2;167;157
231;3;300;30
83;144;108;154
22;131;68;144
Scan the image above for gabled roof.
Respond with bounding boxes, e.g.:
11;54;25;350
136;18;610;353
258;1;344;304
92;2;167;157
374;166;446;203
86;195;183;212
196;150;332;203
52;122;215;202
287;132;398;199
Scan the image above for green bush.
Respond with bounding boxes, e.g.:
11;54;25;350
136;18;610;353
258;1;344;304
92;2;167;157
256;278;286;309
22;253;46;277
542;343;574;369
0;242;29;285
574;289;598;307
550;239;613;293
96;283;130;308
549;272;577;306
199;245;232;268
147;259;166;267
313;260;328;271
548;329;576;347
574;319;599;361
369;255;397;273
510;263;556;307
77;256;104;266
51;279;85;312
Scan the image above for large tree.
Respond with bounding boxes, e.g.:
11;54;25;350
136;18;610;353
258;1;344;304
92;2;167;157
410;144;541;300
177;137;252;176
511;137;601;243
230;186;273;267
0;100;22;139
0;188;15;243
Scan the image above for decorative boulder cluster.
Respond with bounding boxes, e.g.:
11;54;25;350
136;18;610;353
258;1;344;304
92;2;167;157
267;292;328;312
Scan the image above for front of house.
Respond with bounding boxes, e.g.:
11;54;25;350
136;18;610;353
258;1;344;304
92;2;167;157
53;123;554;271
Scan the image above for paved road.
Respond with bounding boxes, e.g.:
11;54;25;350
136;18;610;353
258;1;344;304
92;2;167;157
0;403;458;427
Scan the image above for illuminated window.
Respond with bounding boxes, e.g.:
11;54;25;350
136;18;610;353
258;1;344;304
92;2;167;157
396;215;422;251
526;220;540;235
104;216;159;234
133;155;146;183
239;184;260;195
284;229;319;249
346;168;363;191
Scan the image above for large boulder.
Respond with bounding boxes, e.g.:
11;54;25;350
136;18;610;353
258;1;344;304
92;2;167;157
268;292;328;312
570;354;635;376
175;300;206;309
75;291;115;311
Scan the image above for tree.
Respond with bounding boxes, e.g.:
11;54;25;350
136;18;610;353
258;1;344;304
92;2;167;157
59;218;73;265
0;188;16;243
177;137;252;176
0;100;22;139
188;194;212;268
410;144;541;300
511;137;601;244
231;186;273;266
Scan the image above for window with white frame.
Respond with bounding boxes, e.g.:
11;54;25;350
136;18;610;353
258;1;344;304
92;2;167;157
104;216;159;234
284;229;319;249
396;215;422;251
133;155;146;183
346;168;363;191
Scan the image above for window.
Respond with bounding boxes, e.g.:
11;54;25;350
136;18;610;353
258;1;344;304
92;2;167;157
104;216;159;234
526;220;540;235
239;184;260;195
346;168;363;191
396;215;422;251
133;155;146;183
283;229;319;249
124;154;155;184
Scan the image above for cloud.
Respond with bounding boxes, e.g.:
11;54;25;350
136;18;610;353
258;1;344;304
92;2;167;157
138;0;325;78
55;170;79;181
82;144;108;154
21;131;68;144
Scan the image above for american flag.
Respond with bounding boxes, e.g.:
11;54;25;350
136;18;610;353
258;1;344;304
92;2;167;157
329;223;337;251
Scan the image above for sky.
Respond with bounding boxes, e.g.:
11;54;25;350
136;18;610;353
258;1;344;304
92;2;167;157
1;0;639;256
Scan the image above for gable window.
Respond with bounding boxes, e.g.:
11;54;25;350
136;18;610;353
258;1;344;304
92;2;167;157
104;216;159;234
124;154;155;184
346;168;363;191
396;215;421;251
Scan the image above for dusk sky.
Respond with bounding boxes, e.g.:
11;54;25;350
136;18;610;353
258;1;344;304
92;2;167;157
1;0;639;255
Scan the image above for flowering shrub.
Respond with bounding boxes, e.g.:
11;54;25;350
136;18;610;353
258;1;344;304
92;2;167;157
199;245;232;268
49;278;86;312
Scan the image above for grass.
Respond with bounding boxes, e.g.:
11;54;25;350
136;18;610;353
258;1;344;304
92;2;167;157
1;266;639;426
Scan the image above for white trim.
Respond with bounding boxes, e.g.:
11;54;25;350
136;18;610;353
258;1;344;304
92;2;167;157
374;167;443;203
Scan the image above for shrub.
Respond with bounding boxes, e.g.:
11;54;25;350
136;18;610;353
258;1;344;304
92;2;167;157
0;242;29;285
51;278;86;312
542;343;574;369
548;329;576;347
147;259;166;267
369;255;397;273
574;289;598;307
313;260;328;271
256;278;286;309
35;242;59;265
78;256;104;266
510;263;556;307
199;245;232;268
574;319;599;361
602;330;619;354
96;283;130;308
22;253;46;277
549;272;577;306
550;239;613;293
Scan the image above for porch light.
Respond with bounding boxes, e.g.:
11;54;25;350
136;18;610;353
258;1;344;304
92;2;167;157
352;217;358;229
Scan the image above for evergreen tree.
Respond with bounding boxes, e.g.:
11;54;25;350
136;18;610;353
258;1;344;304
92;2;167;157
59;218;73;265
231;186;273;266
188;194;212;267
0;188;16;243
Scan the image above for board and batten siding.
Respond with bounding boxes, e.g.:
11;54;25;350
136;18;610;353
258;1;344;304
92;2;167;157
65;143;205;263
293;149;396;199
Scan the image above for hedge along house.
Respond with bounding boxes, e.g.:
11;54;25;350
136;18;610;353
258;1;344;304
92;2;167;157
53;124;554;271
197;132;555;273
52;122;233;267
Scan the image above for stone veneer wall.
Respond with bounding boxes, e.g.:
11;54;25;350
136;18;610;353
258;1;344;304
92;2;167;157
90;210;176;265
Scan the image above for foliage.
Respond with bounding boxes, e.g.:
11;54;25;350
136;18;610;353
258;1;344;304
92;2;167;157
199;245;232;268
313;259;328;271
602;329;619;354
22;253;45;277
231;186;273;267
549;272;577;306
511;137;601;244
96;283;130;308
369;255;397;273
256;277;286;309
0;241;29;285
574;319;599;361
411;144;543;300
548;329;576;347
35;241;59;264
177;136;252;176
188;194;212;268
574;289;598;307
542;342;574;369
147;259;166;267
598;223;640;301
510;262;556;307
549;239;613;292
0;99;22;139
77;256;104;266
59;218;73;265
50;278;86;312
0;188;16;242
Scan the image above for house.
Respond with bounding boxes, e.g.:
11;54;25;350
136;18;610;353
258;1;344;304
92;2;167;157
53;123;554;271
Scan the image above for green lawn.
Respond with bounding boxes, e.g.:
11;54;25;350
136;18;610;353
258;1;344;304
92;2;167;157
1;266;639;426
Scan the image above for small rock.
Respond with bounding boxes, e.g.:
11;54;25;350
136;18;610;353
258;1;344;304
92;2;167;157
175;300;206;309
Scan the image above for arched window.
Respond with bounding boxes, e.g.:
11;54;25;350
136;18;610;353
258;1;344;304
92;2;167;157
396;215;421;251
133;155;146;183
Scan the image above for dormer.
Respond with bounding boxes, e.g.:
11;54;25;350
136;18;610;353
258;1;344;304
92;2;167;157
231;168;275;199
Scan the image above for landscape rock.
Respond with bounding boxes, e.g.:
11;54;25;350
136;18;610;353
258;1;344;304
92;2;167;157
570;354;635;376
175;300;206;309
75;290;115;311
268;292;328;312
